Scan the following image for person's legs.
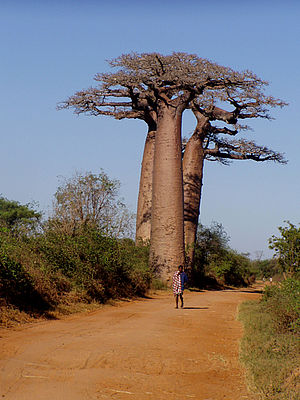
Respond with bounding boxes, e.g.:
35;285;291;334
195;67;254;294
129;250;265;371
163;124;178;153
175;294;179;308
180;293;184;308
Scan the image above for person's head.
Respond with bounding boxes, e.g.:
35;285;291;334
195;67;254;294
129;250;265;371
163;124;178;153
178;265;183;272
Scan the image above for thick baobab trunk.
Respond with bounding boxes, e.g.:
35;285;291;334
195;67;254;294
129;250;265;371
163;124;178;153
149;104;185;284
183;133;205;267
135;130;155;245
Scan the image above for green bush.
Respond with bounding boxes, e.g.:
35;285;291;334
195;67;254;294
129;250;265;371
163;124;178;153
0;174;152;323
0;197;41;232
0;251;52;313
262;278;300;334
36;226;150;301
192;223;252;287
0;221;151;321
269;221;300;276
210;251;251;286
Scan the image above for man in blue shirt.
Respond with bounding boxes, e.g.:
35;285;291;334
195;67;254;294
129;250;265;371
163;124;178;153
172;265;188;308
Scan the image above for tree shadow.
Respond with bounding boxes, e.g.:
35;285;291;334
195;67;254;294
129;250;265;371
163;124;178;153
223;288;263;294
183;306;209;310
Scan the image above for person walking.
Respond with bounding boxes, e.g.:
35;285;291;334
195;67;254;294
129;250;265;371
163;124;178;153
172;265;188;309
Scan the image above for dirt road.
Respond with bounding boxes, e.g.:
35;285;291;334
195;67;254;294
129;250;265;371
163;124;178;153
0;287;261;400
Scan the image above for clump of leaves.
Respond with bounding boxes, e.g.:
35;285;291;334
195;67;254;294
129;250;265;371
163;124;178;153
192;222;252;287
262;278;300;334
269;221;300;276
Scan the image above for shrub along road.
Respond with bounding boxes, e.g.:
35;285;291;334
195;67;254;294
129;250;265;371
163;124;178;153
0;286;262;400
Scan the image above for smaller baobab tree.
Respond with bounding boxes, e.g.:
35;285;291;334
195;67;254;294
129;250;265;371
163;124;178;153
182;85;287;266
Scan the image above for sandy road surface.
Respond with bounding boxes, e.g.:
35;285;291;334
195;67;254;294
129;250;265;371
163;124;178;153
0;287;261;400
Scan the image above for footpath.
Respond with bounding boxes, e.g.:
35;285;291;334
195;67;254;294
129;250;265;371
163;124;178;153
0;286;262;400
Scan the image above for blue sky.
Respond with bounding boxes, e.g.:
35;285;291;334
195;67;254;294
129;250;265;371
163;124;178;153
1;0;299;258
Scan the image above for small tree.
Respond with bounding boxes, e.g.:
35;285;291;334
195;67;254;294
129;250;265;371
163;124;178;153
0;197;41;232
196;222;230;261
253;258;279;279
269;222;300;276
50;171;134;238
193;222;252;286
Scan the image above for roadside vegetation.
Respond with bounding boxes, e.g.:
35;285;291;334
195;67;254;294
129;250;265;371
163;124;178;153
0;170;261;328
0;171;150;327
239;222;300;400
192;222;256;288
1;173;299;400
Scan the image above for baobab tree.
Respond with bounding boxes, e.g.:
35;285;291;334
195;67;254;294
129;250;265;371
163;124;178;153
59;52;279;282
183;133;286;266
183;86;287;265
135;89;287;267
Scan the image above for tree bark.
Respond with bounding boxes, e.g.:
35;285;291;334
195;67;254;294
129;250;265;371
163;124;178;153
183;135;205;267
149;103;185;284
135;130;155;245
183;115;209;267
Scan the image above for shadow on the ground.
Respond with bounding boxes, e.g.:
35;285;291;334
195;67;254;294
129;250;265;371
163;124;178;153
183;306;209;310
222;288;263;294
188;283;263;295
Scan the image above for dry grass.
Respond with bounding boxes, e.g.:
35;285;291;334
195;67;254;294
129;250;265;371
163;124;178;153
0;295;135;329
239;300;300;400
0;305;35;328
0;295;103;328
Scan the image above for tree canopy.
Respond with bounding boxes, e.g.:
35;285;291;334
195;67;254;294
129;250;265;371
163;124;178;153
0;197;41;231
269;222;300;276
59;52;281;123
188;84;287;164
50;171;134;238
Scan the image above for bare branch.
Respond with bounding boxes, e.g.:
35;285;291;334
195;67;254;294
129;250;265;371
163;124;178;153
61;52;280;119
59;52;287;149
210;126;238;136
204;138;287;164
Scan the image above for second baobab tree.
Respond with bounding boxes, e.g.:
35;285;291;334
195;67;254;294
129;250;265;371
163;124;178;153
182;85;287;266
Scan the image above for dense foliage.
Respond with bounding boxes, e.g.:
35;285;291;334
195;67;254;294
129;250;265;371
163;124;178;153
0;173;150;325
269;221;300;276
0;224;150;324
191;222;254;287
262;221;300;334
239;222;299;400
262;278;300;334
250;258;280;280
0;197;41;231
